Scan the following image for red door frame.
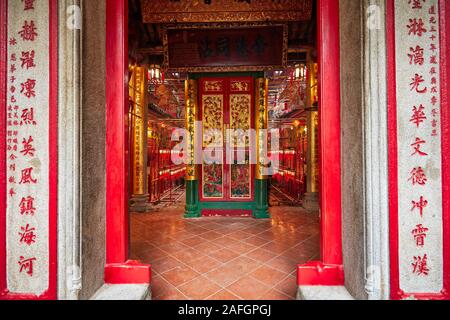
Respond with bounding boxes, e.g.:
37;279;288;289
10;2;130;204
104;0;150;284
105;0;343;287
297;0;344;286
386;0;450;300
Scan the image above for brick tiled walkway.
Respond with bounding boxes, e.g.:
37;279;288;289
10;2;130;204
130;205;320;300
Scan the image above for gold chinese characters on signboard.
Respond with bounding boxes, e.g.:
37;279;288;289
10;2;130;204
163;23;288;72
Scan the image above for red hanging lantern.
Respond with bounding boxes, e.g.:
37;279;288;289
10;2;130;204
148;64;164;93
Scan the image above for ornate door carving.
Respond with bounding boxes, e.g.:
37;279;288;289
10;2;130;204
199;77;255;203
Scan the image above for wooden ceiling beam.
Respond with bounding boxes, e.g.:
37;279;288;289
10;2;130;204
136;45;314;57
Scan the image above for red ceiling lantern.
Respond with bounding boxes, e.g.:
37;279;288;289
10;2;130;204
294;63;307;82
148;64;164;93
148;64;162;82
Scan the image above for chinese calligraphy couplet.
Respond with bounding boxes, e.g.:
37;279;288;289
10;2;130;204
4;0;51;296
394;0;444;294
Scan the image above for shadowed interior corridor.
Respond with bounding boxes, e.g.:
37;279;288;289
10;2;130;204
130;206;319;300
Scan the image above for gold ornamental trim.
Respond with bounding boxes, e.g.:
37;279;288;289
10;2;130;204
185;79;199;181
202;94;224;148
141;0;313;24
130;66;149;194
255;78;269;180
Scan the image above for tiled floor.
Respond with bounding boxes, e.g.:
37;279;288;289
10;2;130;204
130;205;320;300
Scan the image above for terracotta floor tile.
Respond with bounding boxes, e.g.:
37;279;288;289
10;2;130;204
244;236;271;247
227;230;253;241
130;232;147;242
249;265;288;287
178;276;222;300
258;230;279;239
136;247;169;263
180;236;204;248
153;286;189;300
171;231;199;241
146;235;177;246
265;256;298;275
222;256;261;275
241;226;272;235
226;277;271;300
161;265;200;287
152;256;184;275
200;231;226;242
159;241;190;254
184;256;223;274
131;204;319;300
208;290;241;300
259;289;294;301
279;248;314;264
274;275;298;298
183;224;209;233
195;242;223;254
213;236;240;248
151;275;174;300
212;226;238;235
130;240;153;252
206;264;246;287
224;241;257;254
245;248;277;263
170;247;205;263
208;248;240;264
197;222;223;230
260;241;293;253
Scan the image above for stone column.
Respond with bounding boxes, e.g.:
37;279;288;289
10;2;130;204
254;78;270;219
362;0;390;300
129;66;151;212
58;0;83;300
184;79;200;218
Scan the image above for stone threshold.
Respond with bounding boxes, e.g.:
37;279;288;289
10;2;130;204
297;286;355;300
90;284;152;300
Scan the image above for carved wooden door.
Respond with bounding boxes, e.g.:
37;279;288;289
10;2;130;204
199;77;255;204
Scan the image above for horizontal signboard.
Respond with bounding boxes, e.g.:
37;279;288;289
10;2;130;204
164;24;288;72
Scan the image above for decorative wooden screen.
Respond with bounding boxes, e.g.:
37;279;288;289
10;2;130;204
199;78;254;202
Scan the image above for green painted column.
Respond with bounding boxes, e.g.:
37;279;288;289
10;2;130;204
254;180;270;219
184;79;201;218
185;180;200;218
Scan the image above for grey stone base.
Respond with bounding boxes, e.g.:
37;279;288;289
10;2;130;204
302;192;320;212
297;286;354;300
129;194;152;213
90;284;151;300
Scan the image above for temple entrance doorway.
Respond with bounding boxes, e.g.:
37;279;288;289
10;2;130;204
107;0;344;300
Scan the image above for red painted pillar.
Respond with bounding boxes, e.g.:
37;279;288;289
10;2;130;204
297;0;344;286
318;0;343;267
105;0;150;284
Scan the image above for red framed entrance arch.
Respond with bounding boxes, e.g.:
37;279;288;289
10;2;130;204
104;0;151;284
297;0;344;286
104;0;343;287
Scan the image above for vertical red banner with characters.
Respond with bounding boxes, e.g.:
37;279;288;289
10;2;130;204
0;0;57;300
387;0;450;300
